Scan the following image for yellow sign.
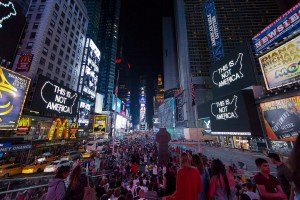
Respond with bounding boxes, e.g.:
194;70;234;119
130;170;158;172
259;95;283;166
18;118;31;127
94;115;107;134
69;122;78;139
48;118;70;140
259;35;300;90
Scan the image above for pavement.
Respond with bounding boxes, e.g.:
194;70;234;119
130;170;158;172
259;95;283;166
170;142;277;177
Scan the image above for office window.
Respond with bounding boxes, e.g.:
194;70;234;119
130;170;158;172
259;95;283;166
57;27;62;34
61;41;65;48
39;57;46;66
65;54;69;62
59;19;63;26
59;49;64;57
26;42;33;49
29;5;35;11
52;11;58;20
42;47;48;56
53;44;58;52
45;37;51;46
33;23;39;29
60;80;64;85
29;32;36;39
37;68;43;75
62;71;66;78
46;73;51;78
36;13;42;19
67;47;71;53
61;12;65;18
55;3;59;11
50;19;55;28
65;26;69;33
55;35;60;43
50;53;56;61
55;67;60;74
48;28;53;36
38;5;45;12
63;4;67;11
27;14;32;20
68;39;72;45
57;58;62;65
48;62;53;71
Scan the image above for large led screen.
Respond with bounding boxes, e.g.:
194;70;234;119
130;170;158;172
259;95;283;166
197;90;263;136
31;76;78;117
210;42;257;98
0;66;30;130
259;36;300;90
260;96;300;141
94;115;107;135
252;2;300;54
78;100;91;127
0;1;26;63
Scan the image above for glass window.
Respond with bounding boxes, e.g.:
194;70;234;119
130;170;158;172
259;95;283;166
65;26;69;33
33;23;39;29
27;14;32;20
57;58;62;65
57;27;62;34
37;68;43;75
50;19;55;28
38;5;45;12
67;19;70;25
60;80;64;85
62;71;66;78
61;41;65;48
48;28;53;36
63;63;67;69
54;3;59;11
53;44;58;52
42;47;48;56
52;11;58;20
63;4;67;11
45;38;51;46
29;5;35;11
59;49;64;57
55;67;60;74
50;53;56;61
67;75;71;81
59;19;63;26
36;13;42;19
26;42;33;49
39;57;46;66
29;32;36;39
68;39;72;45
61;12;65;18
55;35;60;43
48;62;53;71
46;73;51;78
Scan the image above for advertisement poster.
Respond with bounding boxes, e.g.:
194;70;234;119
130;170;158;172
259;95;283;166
260;96;300;141
259;35;300;90
78;100;91;127
31;76;79;117
16;54;33;71
210;42;256;98
203;0;224;62
94;115;107;135
0;67;30;130
253;2;300;54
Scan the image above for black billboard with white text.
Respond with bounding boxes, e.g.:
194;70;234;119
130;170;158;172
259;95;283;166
31;76;79;117
210;42;257;98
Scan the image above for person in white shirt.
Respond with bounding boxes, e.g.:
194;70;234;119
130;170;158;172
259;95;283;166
153;164;158;176
138;189;146;200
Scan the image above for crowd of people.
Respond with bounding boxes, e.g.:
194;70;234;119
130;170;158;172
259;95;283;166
38;133;300;200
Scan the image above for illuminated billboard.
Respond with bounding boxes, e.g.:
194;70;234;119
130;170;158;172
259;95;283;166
210;42;257;97
0;66;30;130
0;1;26;63
260;96;300;141
16;54;33;72
259;35;300;90
78;100;91;127
94;115;107;135
31;76;79;117
203;0;224;62
79;38;100;100
253;2;300;54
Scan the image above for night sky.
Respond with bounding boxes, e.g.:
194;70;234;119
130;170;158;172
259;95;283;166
119;0;166;127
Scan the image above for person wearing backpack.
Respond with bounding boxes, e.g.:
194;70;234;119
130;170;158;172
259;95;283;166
45;166;70;200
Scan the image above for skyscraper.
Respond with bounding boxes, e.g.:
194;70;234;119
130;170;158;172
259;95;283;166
97;0;121;111
173;0;282;128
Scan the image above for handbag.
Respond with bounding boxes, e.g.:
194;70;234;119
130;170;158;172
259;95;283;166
83;176;97;200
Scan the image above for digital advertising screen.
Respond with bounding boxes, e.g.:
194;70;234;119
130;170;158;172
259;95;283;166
78;100;91;127
0;0;26;63
94;115;107;135
81;38;100;100
252;2;300;54
203;0;224;62
210;42;257;98
197;90;263;136
259;35;300;90
16;54;33;72
260;96;300;141
31;75;79;117
0;66;30;130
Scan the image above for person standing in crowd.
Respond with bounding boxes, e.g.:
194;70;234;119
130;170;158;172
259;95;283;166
44;166;70;200
267;153;291;197
163;152;202;200
145;183;158;200
191;154;209;200
208;159;237;200
63;165;88;200
288;135;300;200
253;158;287;200
163;163;176;196
240;182;260;200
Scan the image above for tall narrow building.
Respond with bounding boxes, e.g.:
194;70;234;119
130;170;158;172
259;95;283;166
173;0;282;129
97;0;121;111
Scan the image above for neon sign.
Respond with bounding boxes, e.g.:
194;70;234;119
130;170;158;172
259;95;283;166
0;1;17;29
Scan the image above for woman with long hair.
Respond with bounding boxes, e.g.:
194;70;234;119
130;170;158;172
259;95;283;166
163;163;176;196
64;165;87;200
289;135;300;199
163;152;202;200
208;159;237;200
192;154;210;200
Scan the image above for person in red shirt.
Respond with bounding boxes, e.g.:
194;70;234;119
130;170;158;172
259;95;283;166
254;158;287;200
132;162;139;176
163;152;202;200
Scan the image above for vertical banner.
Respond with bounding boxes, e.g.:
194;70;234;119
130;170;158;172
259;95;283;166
203;0;224;63
16;54;33;71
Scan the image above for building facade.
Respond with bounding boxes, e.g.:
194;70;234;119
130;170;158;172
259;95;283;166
13;0;88;109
